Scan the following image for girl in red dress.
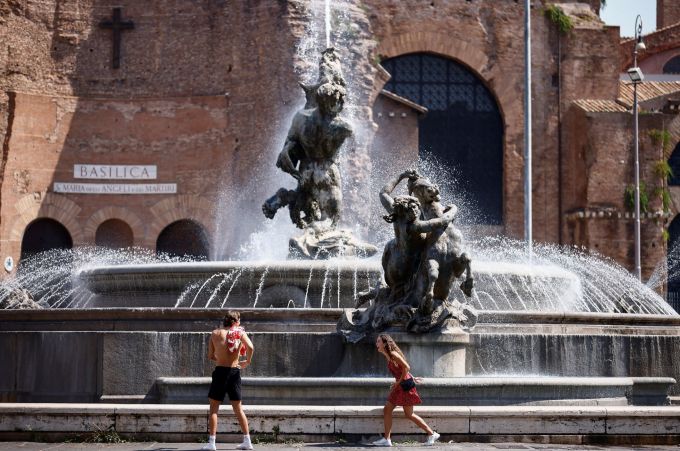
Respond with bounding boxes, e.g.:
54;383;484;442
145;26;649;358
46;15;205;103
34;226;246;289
373;334;440;447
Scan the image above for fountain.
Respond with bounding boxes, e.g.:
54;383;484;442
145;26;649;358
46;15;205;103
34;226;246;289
1;1;680;444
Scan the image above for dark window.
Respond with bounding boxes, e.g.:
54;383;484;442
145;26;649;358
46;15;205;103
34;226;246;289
95;219;133;249
667;214;680;312
156;219;209;259
663;55;680;74
381;53;504;224
20;218;72;260
668;142;680;186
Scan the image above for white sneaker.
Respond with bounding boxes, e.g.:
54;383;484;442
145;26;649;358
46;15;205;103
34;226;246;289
372;437;392;447
425;431;440;446
201;443;217;451
237;440;254;450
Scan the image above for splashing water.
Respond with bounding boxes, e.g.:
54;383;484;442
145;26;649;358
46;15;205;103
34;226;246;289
325;0;331;48
0;237;675;316
467;236;676;315
0;247;195;309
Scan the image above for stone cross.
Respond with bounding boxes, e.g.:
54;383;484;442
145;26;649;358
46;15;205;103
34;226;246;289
99;7;134;69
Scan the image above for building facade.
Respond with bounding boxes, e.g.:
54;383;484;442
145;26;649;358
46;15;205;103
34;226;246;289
1;0;680;284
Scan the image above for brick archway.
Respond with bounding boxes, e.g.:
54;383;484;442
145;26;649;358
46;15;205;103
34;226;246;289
374;32;518;121
374;31;524;233
10;193;84;246
146;194;213;249
84;207;144;246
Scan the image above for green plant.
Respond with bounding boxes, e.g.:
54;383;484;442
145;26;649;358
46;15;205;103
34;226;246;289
78;421;126;444
648;129;673;156
252;425;282;444
625;182;649;213
654;159;674;182
663;228;670;243
86;429;125;444
252;434;276;444
655;187;672;213
545;5;573;34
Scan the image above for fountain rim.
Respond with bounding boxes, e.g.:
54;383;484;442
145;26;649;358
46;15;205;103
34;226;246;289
1;307;678;324
77;259;578;278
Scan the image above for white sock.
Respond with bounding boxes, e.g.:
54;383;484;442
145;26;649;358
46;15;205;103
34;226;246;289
208;435;216;443
243;434;251;441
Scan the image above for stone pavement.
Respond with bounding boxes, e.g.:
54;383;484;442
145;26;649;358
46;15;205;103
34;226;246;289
0;443;677;451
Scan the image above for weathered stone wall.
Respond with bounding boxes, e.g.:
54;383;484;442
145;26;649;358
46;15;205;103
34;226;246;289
561;28;621;104
363;1;620;245
658;0;680;30
562;106;671;278
0;0;658;273
639;47;680;74
0;0;303;262
371;94;420;174
621;22;680;71
364;0;544;240
0;92;231;258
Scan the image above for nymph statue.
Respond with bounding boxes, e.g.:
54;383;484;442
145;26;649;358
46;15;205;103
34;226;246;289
339;170;476;339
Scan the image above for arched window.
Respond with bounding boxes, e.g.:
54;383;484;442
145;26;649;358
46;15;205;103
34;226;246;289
20;218;72;260
95;219;133;249
668;142;680;186
156;219;209;259
663;55;680;74
381;53;504;224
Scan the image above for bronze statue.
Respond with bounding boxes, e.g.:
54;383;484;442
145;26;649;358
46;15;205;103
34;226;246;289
407;173;473;313
262;48;377;259
339;170;476;338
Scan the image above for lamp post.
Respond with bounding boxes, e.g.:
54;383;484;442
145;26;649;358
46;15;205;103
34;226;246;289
628;15;646;281
524;0;532;259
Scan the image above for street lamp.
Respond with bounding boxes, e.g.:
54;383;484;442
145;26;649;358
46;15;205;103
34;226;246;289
627;15;646;281
524;0;532;260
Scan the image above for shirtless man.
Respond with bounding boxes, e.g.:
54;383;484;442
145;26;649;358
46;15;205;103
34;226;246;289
202;311;254;451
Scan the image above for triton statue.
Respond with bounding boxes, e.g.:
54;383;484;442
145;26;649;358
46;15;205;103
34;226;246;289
263;48;377;259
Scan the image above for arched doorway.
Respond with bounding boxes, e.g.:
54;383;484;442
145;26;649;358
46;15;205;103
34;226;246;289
380;53;504;224
20;218;73;260
95;219;134;249
667;214;680;312
156;219;209;259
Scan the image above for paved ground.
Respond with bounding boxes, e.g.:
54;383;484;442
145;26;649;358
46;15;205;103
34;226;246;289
0;443;677;451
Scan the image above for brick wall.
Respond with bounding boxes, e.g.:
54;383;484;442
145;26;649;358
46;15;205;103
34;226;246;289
0;0;302;261
0;0;654;274
658;0;680;29
562;106;672;278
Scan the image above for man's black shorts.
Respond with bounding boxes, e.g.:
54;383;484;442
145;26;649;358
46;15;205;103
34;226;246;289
208;366;242;402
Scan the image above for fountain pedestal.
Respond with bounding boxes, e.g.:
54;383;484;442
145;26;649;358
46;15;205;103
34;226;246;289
336;328;470;377
393;329;470;377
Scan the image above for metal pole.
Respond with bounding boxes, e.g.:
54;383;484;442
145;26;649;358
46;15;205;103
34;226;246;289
524;0;532;258
633;16;642;281
633;80;641;281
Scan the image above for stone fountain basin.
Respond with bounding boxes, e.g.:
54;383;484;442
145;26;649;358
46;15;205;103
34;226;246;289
2;308;680;403
154;376;675;406
77;260;580;310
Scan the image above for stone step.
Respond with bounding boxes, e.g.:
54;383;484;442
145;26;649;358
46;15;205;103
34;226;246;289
2;403;680;444
154;376;674;406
